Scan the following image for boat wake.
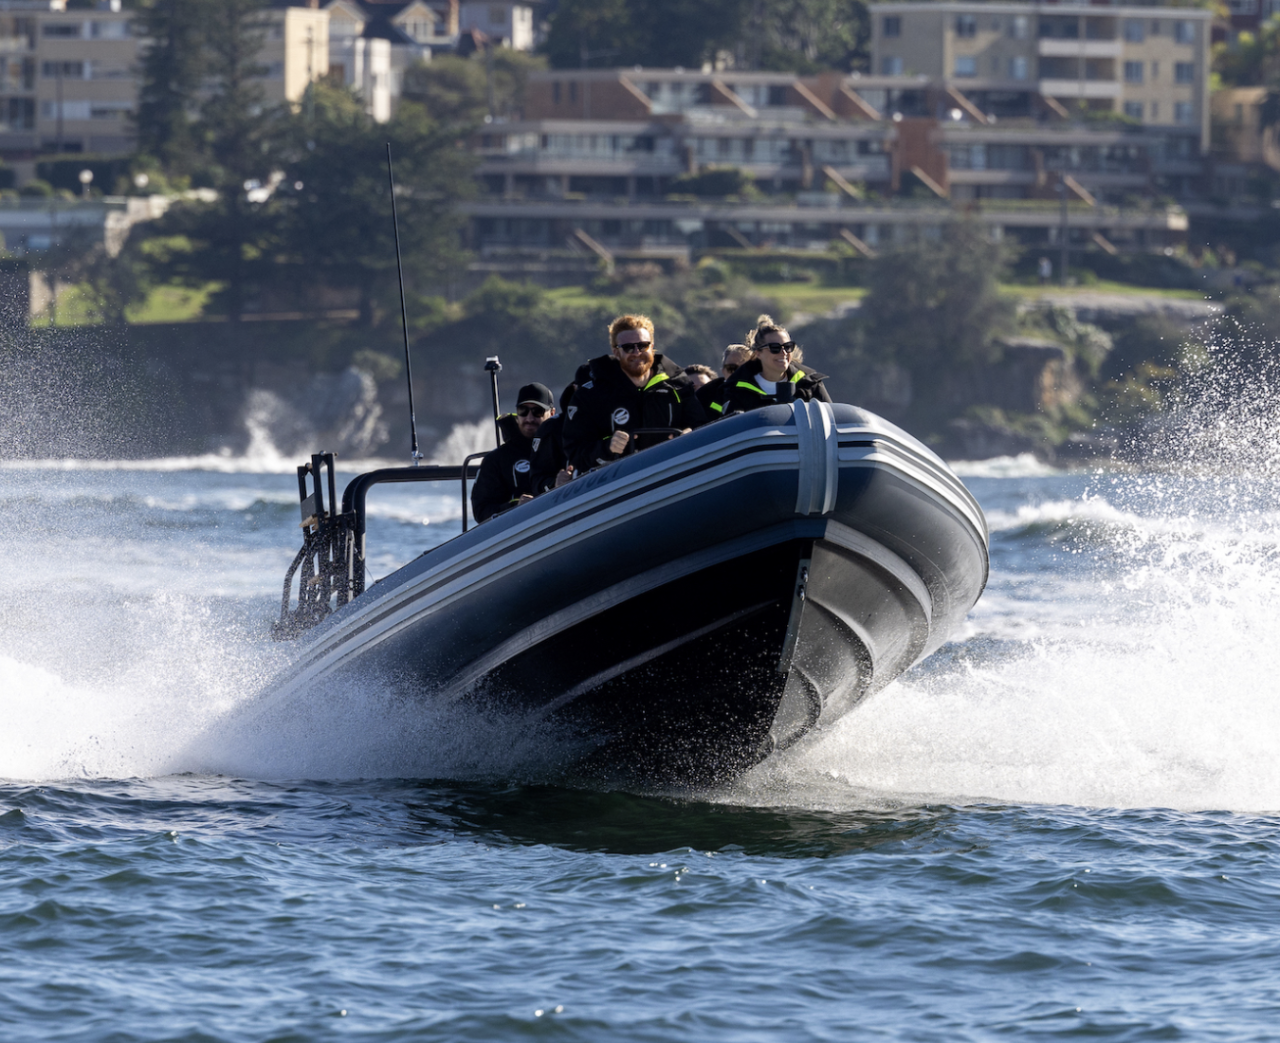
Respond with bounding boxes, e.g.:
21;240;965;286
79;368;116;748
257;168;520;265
3;377;1280;811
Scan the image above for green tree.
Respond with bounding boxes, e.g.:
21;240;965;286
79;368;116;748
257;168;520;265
133;0;216;173
744;0;870;73
401;49;546;125
860;222;1016;378
155;0;277;321
544;0;751;70
272;84;475;325
1214;16;1280;88
543;0;634;69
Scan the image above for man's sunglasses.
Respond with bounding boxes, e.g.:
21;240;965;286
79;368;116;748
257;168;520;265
517;405;547;418
616;341;652;354
762;342;797;355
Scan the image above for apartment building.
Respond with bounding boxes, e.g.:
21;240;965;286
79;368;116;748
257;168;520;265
0;0;137;159
870;2;1212;150
324;1;452;121
261;1;330;108
464;65;1193;263
0;0;339;164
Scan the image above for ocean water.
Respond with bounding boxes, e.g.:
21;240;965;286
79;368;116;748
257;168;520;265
3;439;1280;1042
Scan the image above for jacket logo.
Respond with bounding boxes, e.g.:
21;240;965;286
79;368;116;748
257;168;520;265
514;459;531;473
531;438;540;453
582;381;594;389
612;408;630;425
568;406;577;419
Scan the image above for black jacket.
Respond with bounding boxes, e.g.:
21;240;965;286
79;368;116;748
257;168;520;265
528;413;567;494
470;413;538;522
562;354;707;473
696;376;726;414
708;357;831;418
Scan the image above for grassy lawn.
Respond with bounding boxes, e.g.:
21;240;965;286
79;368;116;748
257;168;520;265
29;284;99;327
127;282;222;323
1002;280;1210;301
748;282;867;314
30;281;221;327
545;281;868;316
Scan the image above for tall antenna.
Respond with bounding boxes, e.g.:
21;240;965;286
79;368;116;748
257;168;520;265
386;142;422;466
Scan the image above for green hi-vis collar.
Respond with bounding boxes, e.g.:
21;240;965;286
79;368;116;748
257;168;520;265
643;372;670;391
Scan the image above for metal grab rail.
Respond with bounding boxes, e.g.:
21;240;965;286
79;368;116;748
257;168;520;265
274;427;690;639
341;463;482;599
273;453;346;640
460;451;491;534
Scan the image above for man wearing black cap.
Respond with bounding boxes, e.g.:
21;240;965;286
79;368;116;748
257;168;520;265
470;382;555;523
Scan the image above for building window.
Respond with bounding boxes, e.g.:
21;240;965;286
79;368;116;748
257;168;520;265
1123;20;1144;42
1150;20;1160;35
1175;62;1195;83
1174;20;1194;44
1010;56;1028;80
1124;61;1143;84
1175;101;1194;124
264;61;284;79
1124;101;1143;120
955;14;977;38
552;81;560;104
881;56;903;75
569;81;578;103
1150;101;1159;120
883;15;900;37
1151;61;1159;80
89;20;129;39
41;100;91;120
954;55;976;77
41;23;79;37
7;97;34;130
1010;15;1028;39
41;60;84;79
489;5;506;26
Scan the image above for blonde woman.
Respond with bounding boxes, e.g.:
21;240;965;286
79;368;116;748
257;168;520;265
709;315;831;417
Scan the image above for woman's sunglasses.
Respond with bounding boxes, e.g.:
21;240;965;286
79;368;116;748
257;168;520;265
762;342;797;355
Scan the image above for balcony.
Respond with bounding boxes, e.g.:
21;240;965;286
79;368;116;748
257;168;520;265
1038;39;1121;58
1039;79;1121;98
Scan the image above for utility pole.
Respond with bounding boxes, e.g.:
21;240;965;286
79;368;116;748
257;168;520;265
1059;176;1069;287
55;60;64;153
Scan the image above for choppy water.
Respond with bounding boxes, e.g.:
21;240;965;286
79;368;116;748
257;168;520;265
3;442;1280;1041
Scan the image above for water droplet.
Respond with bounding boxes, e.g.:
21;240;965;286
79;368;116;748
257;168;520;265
535;1009;544;1017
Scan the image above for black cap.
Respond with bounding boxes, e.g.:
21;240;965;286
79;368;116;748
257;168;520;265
517;383;554;409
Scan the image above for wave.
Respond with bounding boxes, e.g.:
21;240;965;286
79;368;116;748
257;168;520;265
949;454;1062;479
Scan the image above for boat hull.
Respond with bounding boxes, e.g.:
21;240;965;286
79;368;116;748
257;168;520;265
270;402;989;783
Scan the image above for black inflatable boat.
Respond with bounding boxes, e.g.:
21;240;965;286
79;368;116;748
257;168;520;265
269;400;988;782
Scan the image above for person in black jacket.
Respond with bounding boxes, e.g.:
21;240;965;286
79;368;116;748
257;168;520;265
709;315;831;418
561;314;706;474
528;376;585;493
696;343;751;415
470;382;555;522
